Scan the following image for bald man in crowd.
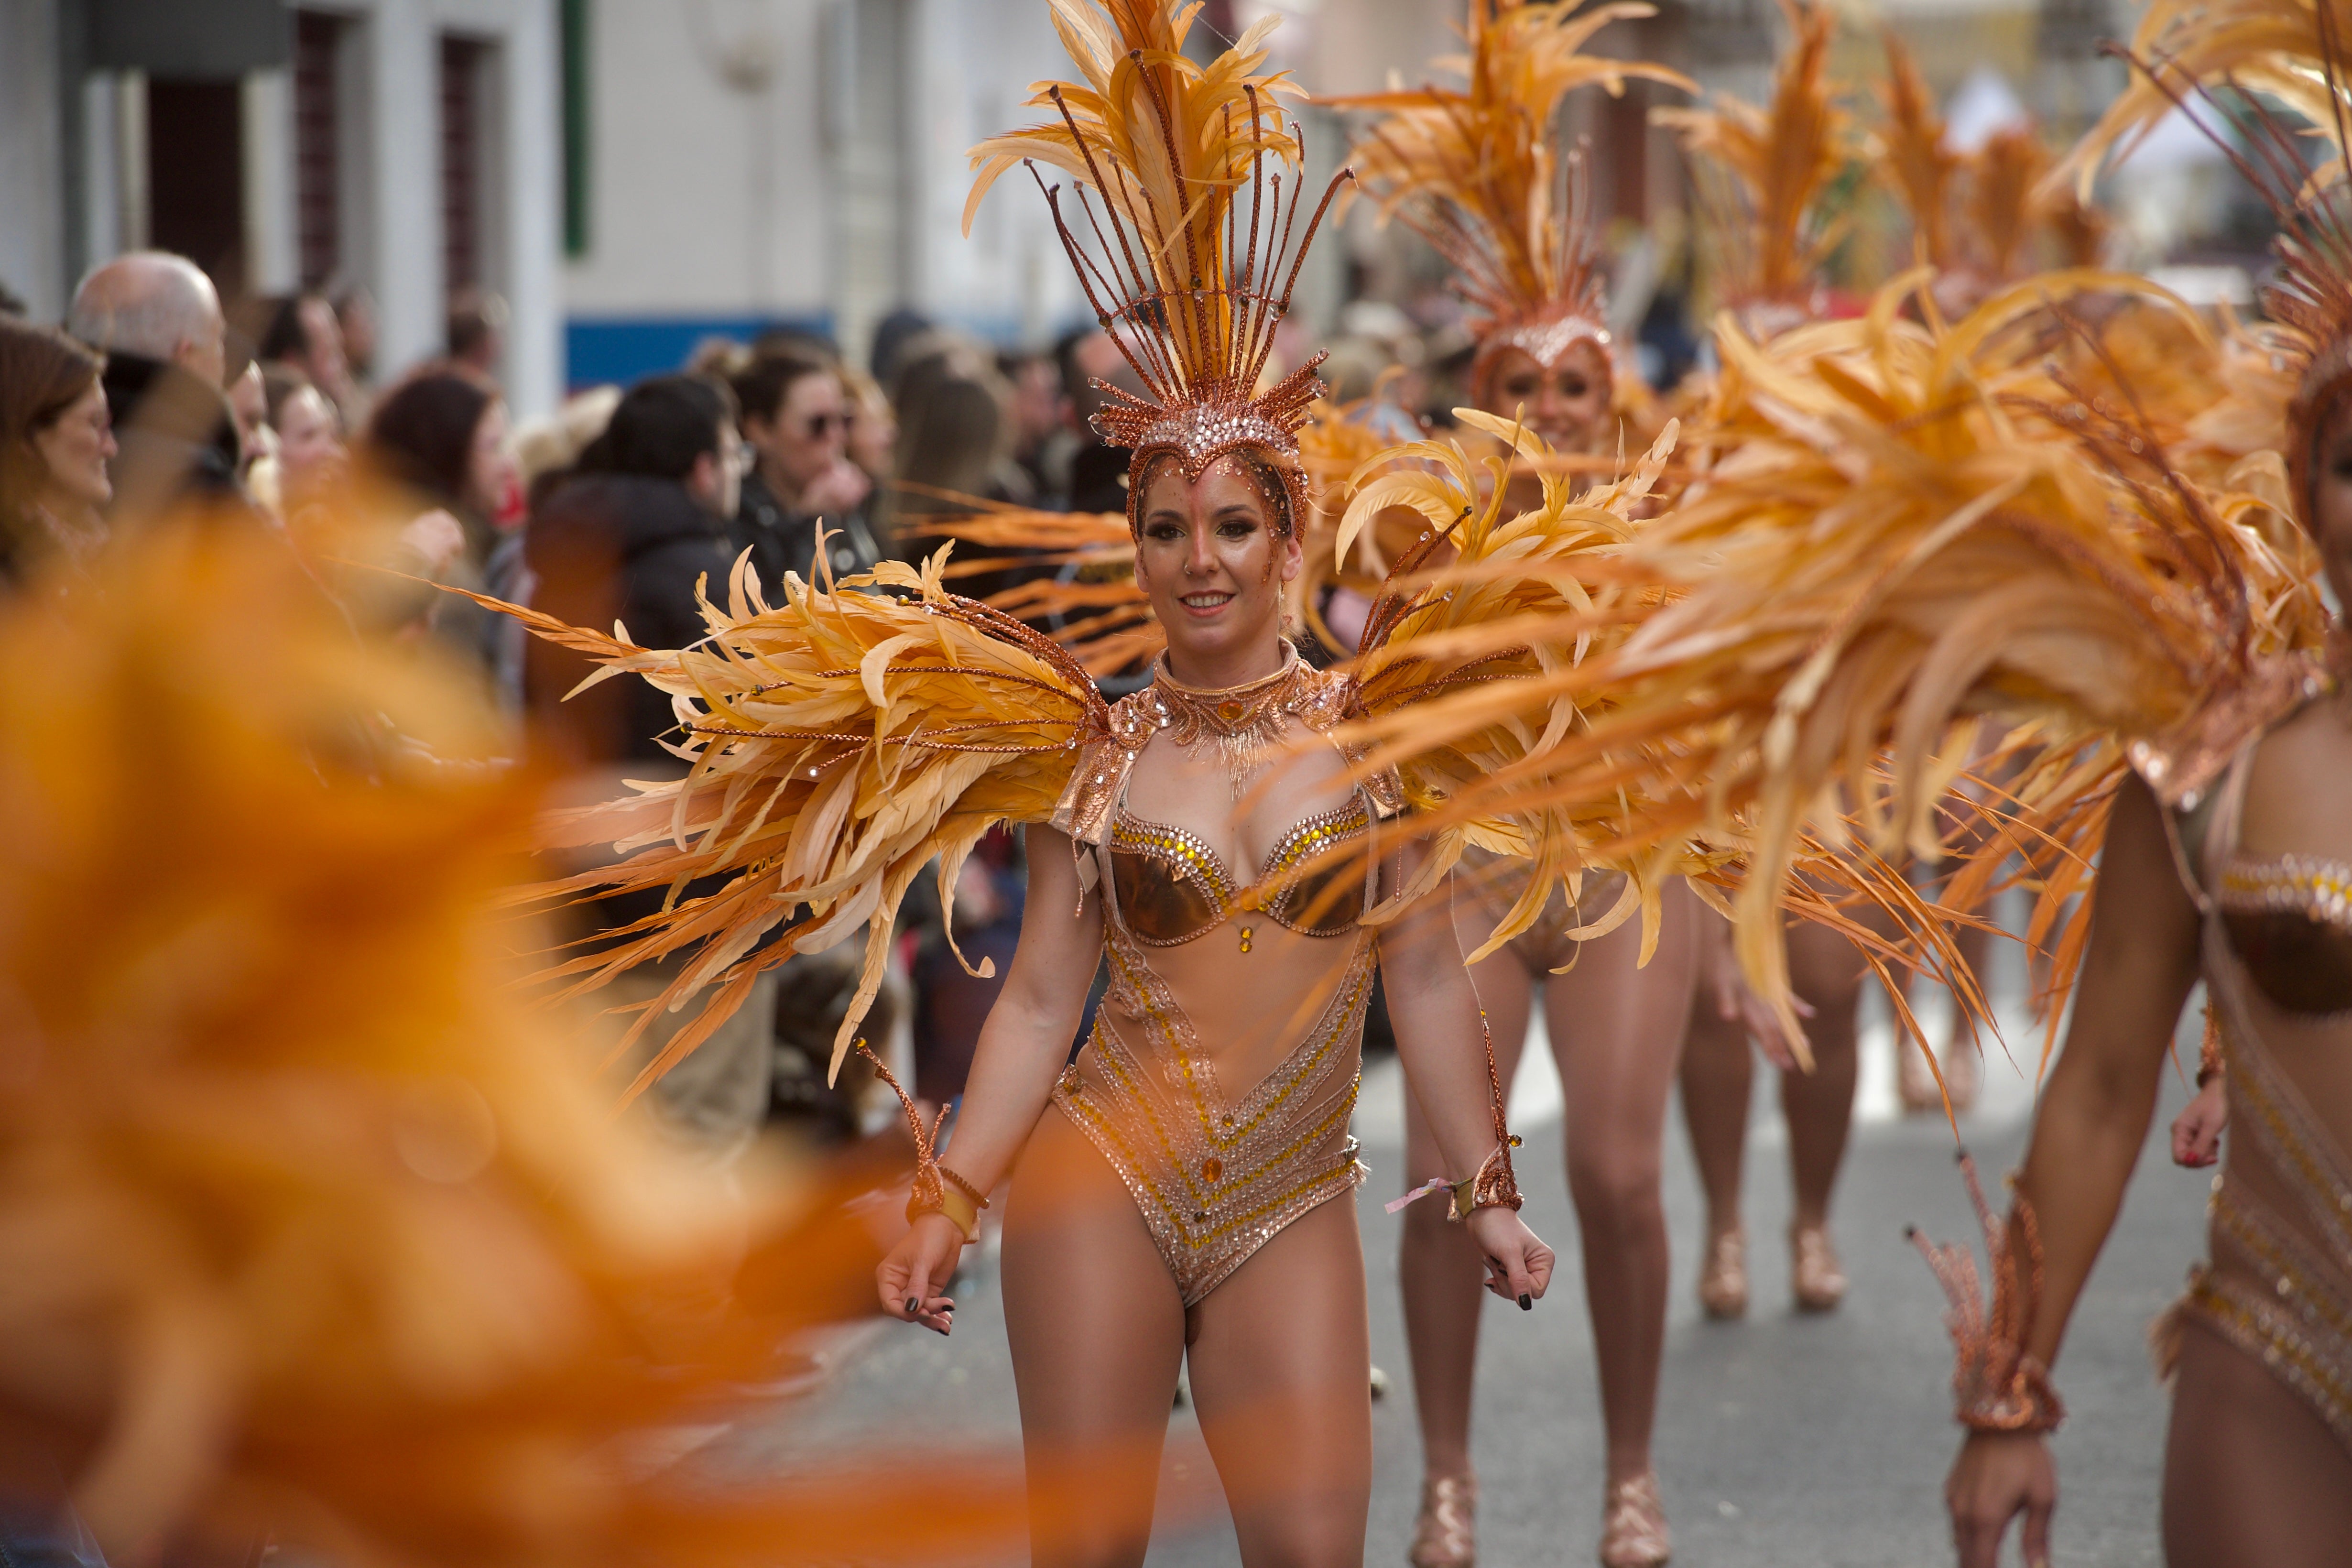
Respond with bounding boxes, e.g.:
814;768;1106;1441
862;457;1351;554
66;250;246;517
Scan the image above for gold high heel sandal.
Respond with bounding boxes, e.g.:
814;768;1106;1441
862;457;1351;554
1409;1474;1478;1568
1698;1227;1748;1319
1598;1470;1671;1568
1791;1222;1848;1312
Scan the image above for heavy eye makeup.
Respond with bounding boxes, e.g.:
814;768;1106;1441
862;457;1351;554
1144;511;1263;543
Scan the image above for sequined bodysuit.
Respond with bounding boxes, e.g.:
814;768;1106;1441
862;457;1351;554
2162;740;2352;1454
1050;662;1402;1306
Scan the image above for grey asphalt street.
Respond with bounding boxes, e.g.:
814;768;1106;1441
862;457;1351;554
745;984;2211;1568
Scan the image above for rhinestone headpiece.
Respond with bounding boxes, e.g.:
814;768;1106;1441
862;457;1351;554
964;1;1350;535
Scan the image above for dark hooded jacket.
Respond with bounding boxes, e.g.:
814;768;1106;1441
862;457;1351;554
521;471;734;771
730;468;884;593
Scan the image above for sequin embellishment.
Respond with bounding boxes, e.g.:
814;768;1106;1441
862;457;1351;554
1110;796;1372;947
1054;909;1374;1307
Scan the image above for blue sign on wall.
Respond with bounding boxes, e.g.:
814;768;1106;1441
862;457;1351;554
565;314;835;391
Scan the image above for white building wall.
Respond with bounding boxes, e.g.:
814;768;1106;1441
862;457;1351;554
904;0;1087;347
326;0;563;416
0;0;66;319
562;0;834;316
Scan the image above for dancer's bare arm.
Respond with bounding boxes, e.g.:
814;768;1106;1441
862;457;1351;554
1946;773;2201;1568
877;823;1103;1332
1379;848;1557;1308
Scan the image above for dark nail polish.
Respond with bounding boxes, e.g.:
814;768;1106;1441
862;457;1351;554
1518;1293;1532;1311
905;1297;920;1315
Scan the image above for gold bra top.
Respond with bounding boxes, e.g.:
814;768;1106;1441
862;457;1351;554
2219;853;2352;1016
1110;796;1372;947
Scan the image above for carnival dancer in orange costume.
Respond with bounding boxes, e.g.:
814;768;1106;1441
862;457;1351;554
1921;6;2352;1562
1652;0;1889;1329
1329;7;1701;1562
471;5;1617;1561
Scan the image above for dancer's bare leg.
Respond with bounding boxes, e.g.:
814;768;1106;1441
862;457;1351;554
1896;889;1994;1109
1549;880;1701;1484
2161;1322;2352;1567
1676;967;1755;1255
1001;1102;1188;1568
1780;919;1866;1233
1400;929;1534;1483
1188;1188;1374;1568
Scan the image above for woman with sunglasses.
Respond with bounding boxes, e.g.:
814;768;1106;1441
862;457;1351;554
728;351;884;587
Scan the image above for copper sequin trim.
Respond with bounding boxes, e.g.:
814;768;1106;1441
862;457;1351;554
2173;867;2352;1455
1111;796;1372;946
2221;854;2352;930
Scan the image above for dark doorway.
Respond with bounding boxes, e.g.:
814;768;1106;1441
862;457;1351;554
294;11;345;287
440;36;489;297
147;78;246;289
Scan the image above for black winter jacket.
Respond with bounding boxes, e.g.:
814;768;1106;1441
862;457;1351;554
522;472;734;771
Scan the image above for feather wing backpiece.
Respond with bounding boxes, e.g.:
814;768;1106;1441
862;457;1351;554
1456;271;2329;1049
1321;411;1709;962
490;549;1108;1086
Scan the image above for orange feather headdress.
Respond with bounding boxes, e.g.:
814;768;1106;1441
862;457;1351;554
1328;1;1693;403
1655;0;1855;318
964;0;1347;534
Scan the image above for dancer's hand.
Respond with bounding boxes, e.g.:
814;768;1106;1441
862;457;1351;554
2170;1078;2226;1167
877;1212;965;1335
1466;1208;1555;1311
1946;1429;2055;1568
1704;926;1811;1070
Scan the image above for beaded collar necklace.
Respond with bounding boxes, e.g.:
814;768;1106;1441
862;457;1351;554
1143;644;1309;799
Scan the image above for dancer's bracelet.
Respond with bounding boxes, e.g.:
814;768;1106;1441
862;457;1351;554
1956;1351;2065;1435
1448;1136;1524;1221
2196;1003;2227;1089
1911;1165;2066;1437
907;1163;990;1243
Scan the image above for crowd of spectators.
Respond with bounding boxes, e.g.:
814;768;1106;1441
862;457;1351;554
11;245;1640;1169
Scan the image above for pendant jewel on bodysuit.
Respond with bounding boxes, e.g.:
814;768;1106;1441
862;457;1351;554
1238;924;1254;953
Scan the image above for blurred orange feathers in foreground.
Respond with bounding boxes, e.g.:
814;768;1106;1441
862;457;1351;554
0;523;1028;1565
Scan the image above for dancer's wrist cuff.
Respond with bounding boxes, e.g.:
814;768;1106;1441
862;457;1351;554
908;1164;989;1243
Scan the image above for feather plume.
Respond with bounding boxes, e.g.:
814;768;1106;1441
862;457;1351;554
904;502;1159;675
469;548;1109;1087
1876;31;1960;271
0;525;1033;1565
2052;0;2352;514
1327;1;1693;388
1655;0;1856;310
1317;411;1718;964
965;0;1347;531
1428;272;2329;1049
